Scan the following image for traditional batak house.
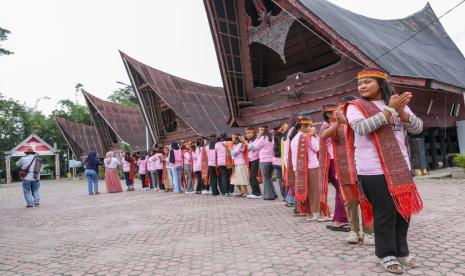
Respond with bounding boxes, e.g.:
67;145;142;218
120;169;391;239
82;91;147;153
54;117;104;159
120;51;239;145
203;0;465;169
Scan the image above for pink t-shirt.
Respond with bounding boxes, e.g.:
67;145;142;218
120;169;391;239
231;143;246;165
183;151;192;165
248;139;260;162
290;132;319;171
206;147;216;167
137;157;148;174
193;147;203;172
320;122;334;160
215;142;227;166
346;100;413;175
153;153;163;170
252;136;274;163
147;155;157;171
122;159;131;172
272;157;282;166
169;149;182;168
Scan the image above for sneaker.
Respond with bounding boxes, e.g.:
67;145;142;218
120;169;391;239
201;190;208;195
205;190;212;195
305;215;317;221
95;192;100;195
89;192;94;195
317;216;331;222
362;233;375;246
26;205;33;208
246;194;262;199
346;231;360;244
34;203;40;206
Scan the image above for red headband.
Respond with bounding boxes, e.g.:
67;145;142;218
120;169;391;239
357;69;388;80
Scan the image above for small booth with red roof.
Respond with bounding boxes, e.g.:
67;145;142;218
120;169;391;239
3;134;60;184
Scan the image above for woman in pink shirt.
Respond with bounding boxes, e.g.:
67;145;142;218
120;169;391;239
192;139;209;194
206;135;220;195
345;68;423;273
122;152;134;191
215;133;232;196
182;143;194;193
147;149;158;191
137;151;148;190
152;147;165;191
290;117;320;220
250;125;277;200
240;127;261;199
168;142;183;193
230;134;249;196
272;122;288;201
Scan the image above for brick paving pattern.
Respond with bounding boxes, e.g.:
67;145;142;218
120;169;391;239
1;178;464;275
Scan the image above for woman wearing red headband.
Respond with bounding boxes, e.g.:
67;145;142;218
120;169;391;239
345;68;423;274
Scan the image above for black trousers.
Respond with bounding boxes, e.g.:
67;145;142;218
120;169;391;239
218;166;233;194
208;166;220;195
156;169;165;190
140;174;148;188
195;171;205;192
248;159;261;196
358;175;410;259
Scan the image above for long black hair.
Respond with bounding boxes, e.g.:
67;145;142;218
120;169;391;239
260;125;272;142
124;151;132;162
86;151;98;168
209;135;217;150
288;122;302;141
321;103;338;123
169;142;180;163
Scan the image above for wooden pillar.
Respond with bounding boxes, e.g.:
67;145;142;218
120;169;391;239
55;153;61;180
5;155;12;184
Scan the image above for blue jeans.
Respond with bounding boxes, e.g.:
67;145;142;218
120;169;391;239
85;169;99;194
184;164;193;192
123;172;131;188
259;162;277;199
22;180;40;206
170;167;183;193
273;165;285;199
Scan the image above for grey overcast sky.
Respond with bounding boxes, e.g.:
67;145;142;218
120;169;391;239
1;0;465;114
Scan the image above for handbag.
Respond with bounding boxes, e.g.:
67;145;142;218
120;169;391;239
19;157;36;179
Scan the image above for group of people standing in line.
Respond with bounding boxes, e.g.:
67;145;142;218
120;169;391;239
80;68;424;274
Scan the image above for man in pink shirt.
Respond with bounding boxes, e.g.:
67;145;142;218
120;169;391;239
290;117;320;220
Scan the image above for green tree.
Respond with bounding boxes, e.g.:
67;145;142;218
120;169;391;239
0;94;28;152
51;99;91;125
107;86;138;108
0;27;13;56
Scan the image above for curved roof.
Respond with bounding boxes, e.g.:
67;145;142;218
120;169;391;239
298;0;465;88
82;91;146;151
121;52;236;137
54;117;104;158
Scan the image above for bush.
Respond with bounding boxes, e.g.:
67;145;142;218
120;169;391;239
450;154;465;170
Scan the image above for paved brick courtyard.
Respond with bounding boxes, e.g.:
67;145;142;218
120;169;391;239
1;178;465;276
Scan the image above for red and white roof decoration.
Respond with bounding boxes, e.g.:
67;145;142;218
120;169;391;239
5;134;58;157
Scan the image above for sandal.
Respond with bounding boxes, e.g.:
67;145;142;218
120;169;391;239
380;256;404;274
326;224;350;232
398;256;420;268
